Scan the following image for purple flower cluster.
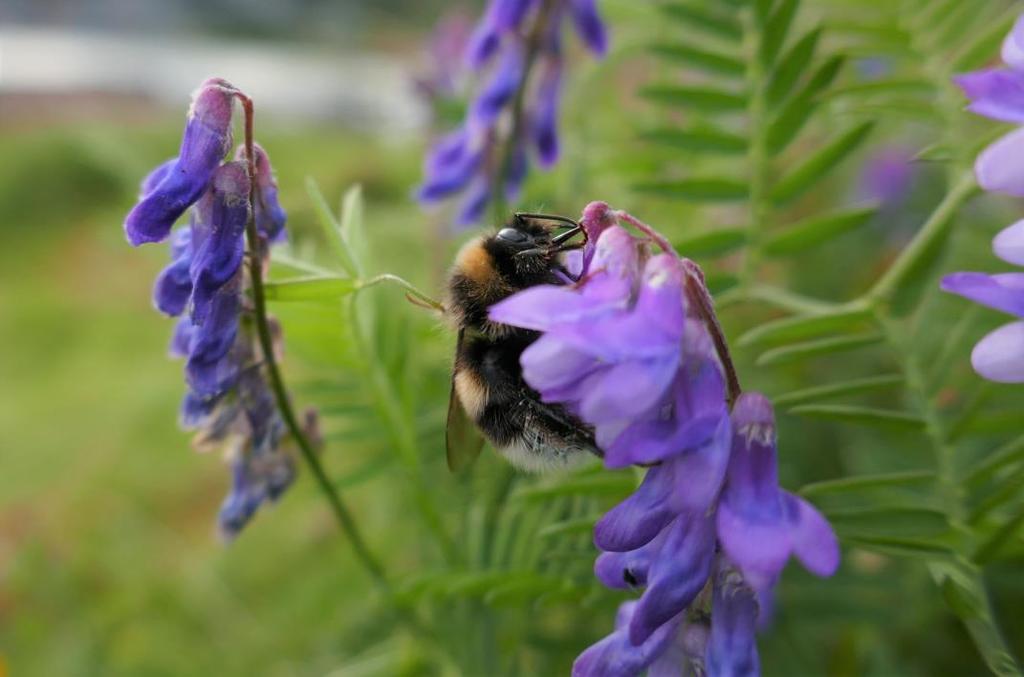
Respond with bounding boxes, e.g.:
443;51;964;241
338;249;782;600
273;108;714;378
491;202;840;676
125;78;308;538
943;14;1024;382
416;0;607;226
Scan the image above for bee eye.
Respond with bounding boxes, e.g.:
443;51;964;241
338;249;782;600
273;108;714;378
497;227;530;245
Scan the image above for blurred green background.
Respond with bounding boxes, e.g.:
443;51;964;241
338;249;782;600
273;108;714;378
3;1;1024;675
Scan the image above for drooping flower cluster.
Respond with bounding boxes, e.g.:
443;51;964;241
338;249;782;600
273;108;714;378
416;0;607;226
491;202;840;676
125;78;314;538
943;14;1024;382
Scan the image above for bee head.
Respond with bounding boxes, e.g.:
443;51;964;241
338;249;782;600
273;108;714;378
485;214;584;282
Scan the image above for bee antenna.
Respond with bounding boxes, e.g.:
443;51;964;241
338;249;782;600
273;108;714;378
514;212;580;229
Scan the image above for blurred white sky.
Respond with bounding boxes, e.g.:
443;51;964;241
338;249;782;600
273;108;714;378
0;25;428;133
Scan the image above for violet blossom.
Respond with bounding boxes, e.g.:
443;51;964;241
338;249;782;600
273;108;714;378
416;0;608;226
491;202;839;676
125;78;312;537
943;13;1024;382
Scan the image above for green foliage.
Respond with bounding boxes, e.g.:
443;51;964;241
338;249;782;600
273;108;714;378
633;0;1024;673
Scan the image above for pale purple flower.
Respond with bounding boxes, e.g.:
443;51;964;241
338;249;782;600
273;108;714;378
953;14;1024;195
716;393;840;592
416;0;608;227
943;220;1024;382
500;203;838;676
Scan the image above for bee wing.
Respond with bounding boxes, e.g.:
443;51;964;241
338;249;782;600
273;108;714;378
446;330;485;472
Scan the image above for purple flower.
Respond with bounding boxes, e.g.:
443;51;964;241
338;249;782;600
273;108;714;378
716;393;840;591
573;602;683;677
943;220;1024;382
125;78;309;537
706;565;760;677
954;14;1024;196
417;0;608;227
857;146;916;206
507;204;839;676
244;143;288;242
124;78;235;245
153;227;194;316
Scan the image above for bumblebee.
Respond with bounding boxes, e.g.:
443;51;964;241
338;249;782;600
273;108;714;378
445;213;599;473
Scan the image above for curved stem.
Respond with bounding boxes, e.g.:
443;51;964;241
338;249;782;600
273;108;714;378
236;95;388;588
360;273;445;312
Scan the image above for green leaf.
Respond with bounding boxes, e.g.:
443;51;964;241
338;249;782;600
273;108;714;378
754;0;774;26
775;374;904;407
737;306;873;346
767;55;845;153
705;271;739;295
640;85;746;112
827;78;934;100
633;178;748;202
770;123;876;203
756;332;883;366
760;0;799;65
828;505;951;539
767;27;821;106
673;227;748;257
845;535;953;558
306;177;359;277
639;127;747;155
538;516;601;539
973;506;1024;564
965;433;1024;488
513;474;636;502
914;142;953;164
264;275;359;302
954;10;1017;70
660;2;742;41
763;205;878;255
648;44;745;76
968;471;1024;524
788;404;926;430
340;183;367;277
800;470;935;497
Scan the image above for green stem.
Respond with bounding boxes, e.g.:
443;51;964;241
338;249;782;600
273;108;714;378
360;273;445;312
867;171;978;304
347;293;461;565
877;313;1021;676
235;95;388;587
490;0;557;224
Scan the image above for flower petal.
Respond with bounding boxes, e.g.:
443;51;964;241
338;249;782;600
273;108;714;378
532;58;563;168
975;126;1024;196
572;604;682;677
954;69;1024;123
594;529;666;590
470;41;524;127
940;271;1024;318
971;320;1024;382
665;414;732;512
124;79;234;245
706;570;760;677
993;219;1024;265
189;163;250;326
784;492;840;578
628;511;715;645
1002;14;1024;71
594;462;677;552
568;0;608;56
